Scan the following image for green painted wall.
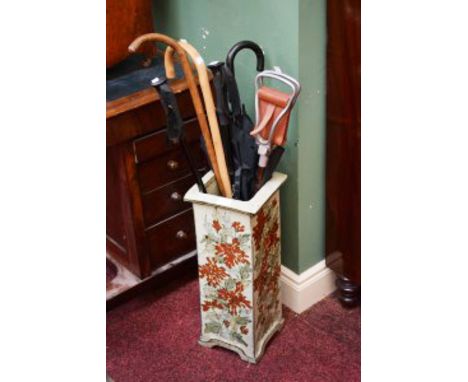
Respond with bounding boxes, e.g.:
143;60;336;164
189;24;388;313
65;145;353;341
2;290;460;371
297;0;326;272
153;0;326;273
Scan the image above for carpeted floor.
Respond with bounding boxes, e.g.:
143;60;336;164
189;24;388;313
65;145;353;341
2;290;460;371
107;272;360;382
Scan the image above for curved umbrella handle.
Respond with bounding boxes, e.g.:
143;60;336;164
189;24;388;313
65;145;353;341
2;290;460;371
128;33;222;195
225;40;265;76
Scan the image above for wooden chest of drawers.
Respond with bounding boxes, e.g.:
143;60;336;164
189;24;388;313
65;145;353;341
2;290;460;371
107;79;208;279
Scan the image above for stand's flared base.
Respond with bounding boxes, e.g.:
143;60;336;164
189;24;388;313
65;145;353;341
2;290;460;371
199;319;284;364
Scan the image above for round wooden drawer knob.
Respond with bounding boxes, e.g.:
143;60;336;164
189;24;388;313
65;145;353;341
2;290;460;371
170;192;182;201
176;230;188;239
167;160;179;170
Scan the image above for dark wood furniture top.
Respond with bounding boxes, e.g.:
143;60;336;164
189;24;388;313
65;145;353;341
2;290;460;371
107;77;199;145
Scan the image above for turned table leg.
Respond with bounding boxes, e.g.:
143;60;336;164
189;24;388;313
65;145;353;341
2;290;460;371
336;276;360;308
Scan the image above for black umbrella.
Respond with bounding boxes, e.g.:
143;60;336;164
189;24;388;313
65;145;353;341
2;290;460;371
207;61;234;179
208;41;265;201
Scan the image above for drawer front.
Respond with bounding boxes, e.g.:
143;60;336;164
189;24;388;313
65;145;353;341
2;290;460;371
147;209;196;268
133;118;202;164
137;142;207;193
107;88;198;146
142;174;196;227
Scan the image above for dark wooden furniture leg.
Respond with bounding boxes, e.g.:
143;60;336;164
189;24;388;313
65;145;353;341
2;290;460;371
336;276;361;308
325;0;361;308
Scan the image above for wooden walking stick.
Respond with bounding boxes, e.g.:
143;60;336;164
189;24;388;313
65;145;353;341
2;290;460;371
128;33;226;196
165;40;232;198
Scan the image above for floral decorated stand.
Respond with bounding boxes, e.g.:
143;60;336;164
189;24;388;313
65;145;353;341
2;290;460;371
184;171;287;363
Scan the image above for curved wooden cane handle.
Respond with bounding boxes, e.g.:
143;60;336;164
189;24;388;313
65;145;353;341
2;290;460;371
128;33;224;196
164;46;196;79
178;40;232;198
164;40;232;198
164;46;177;80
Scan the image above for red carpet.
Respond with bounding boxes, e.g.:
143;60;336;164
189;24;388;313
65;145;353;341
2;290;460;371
107;272;360;382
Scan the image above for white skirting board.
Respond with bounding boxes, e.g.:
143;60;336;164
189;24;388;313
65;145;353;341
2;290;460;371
280;260;337;314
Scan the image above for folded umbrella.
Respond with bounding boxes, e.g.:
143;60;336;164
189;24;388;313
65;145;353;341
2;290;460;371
207;41;265;201
207;61;234;179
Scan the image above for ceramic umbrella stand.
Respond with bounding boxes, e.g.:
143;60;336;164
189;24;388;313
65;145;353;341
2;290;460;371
184;170;287;363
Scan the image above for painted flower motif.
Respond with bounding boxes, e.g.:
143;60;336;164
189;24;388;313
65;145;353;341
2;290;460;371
200;213;252;346
212;219;222;232
217;282;252;315
253;209;267;250
232;221;245;233
254;253;273;295
199;257;228;287
253;195;283;341
267;264;282;294
202;299;224;311
272;263;281;279
264;222;279;251
215;238;249;269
